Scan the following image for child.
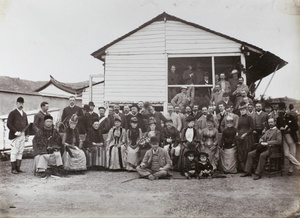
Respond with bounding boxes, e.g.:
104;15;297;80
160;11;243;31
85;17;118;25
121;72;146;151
183;146;199;179
125;117;142;171
161;119;181;170
198;152;213;178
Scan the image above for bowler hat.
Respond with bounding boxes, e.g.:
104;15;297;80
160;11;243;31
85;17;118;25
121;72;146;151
149;136;159;145
17;97;24;103
278;102;286;110
222;92;229;97
44;114;53;121
238;102;248;110
83;104;90;111
98;106;105;110
184;149;199;158
89;101;95;107
231;69;238;75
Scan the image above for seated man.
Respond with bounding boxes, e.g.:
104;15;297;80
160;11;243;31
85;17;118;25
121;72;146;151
33;115;64;179
241;118;282;180
136;136;172;181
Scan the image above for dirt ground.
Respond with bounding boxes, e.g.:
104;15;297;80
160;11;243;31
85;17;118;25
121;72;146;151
0;158;300;218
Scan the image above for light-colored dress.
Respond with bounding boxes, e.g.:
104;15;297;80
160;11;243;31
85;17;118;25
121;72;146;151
62;128;87;171
200;127;219;170
106;126;126;170
125;128;142;171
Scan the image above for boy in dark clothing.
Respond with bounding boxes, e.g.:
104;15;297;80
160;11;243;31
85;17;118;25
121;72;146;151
198;152;213;178
183;148;199;179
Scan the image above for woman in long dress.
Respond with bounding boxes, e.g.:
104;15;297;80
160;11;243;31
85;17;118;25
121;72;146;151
125;117;142;171
62;114;87;173
236;102;254;172
106;115;126;170
199;114;219;171
83;119;105;170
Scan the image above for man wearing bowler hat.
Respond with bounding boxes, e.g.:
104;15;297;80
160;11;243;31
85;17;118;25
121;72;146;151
7;97;29;174
136;136;172;180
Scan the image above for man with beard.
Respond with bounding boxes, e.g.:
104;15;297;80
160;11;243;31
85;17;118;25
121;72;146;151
191;105;202;120
252;102;268;143
276;102;300;175
61;96;83;124
126;104;145;132
241;118;282;180
33;115;64;178
196;106;218;130
164;104;182;132
216;93;234;114
123;105;131;117
7;97;29;174
33;101;49;134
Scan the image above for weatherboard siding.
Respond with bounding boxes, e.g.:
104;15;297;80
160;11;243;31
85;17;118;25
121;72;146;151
165;21;241;54
82;83;104;107
104;54;166;102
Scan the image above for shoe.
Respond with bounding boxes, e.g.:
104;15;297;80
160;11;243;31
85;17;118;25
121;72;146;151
253;174;261;180
148;175;155;181
11;169;19;174
240;173;251;177
51;174;61;179
40;174;48;180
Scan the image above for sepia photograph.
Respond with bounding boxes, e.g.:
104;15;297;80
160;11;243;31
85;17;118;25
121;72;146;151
0;0;300;217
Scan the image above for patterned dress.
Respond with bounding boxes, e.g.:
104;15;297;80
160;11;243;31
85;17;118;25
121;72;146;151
125;127;142;171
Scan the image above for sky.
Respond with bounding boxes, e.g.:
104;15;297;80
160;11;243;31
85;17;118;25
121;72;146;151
0;0;299;99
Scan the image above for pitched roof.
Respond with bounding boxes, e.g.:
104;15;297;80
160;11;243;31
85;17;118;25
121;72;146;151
91;12;287;84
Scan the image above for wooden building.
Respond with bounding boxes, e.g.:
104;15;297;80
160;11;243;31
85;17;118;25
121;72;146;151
91;12;287;110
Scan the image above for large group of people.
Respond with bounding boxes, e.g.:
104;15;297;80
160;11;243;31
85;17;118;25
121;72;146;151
6;88;300;180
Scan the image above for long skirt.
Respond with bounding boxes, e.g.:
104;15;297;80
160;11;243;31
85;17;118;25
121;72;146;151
125;146;140;171
107;145;126;170
236;134;254;172
220;147;237;173
85;146;107;168
63;148;87;171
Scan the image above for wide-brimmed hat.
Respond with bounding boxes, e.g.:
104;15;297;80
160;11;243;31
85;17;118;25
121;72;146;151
231;69;239;75
238;102;248;110
206;114;214;123
69;114;78;125
180;85;188;90
184;149;199;158
44;114;53;121
184;142;199;157
198;152;209;158
130;116;138;123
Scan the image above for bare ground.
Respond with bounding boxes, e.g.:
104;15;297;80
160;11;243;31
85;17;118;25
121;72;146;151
0;159;300;218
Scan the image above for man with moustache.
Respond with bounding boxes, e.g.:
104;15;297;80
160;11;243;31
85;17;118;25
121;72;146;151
61;96;83;124
7;97;29;174
33;101;49;134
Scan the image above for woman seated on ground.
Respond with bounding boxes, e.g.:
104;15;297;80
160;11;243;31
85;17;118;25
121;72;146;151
199;114;219;171
106;115;126;170
83;118;105;170
125;117;142;171
62;114;87;174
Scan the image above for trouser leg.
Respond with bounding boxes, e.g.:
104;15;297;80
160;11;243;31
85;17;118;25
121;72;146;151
153;170;168;179
255;150;269;175
283;134;300;172
37;154;50;172
244;150;257;174
136;166;152;177
53;151;63;166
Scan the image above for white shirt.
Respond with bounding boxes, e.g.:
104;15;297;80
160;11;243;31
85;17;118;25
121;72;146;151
17;108;23;116
185;128;194;142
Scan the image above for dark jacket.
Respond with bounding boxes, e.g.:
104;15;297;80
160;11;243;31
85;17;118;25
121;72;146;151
184;159;200;174
161;126;181;147
277;113;299;142
84;127;104;148
141;147;172;171
33;111;48;134
7;109;29;140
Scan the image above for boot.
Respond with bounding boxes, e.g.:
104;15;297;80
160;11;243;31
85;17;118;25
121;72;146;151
11;161;18;174
16;159;25;173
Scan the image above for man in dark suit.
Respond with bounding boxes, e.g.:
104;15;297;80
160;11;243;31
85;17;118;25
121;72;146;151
61;96;83;124
7;97;29;174
241;118;282;180
251;102;268;143
33;101;49;134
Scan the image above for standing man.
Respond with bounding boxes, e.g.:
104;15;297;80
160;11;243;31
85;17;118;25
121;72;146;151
98;106;106;122
164;104;182;132
252;102;268;143
86;101;99;128
191;105;202;120
33;101;49;134
216;93;234;114
232;77;249;109
171;86;191;112
168;65;180;101
182;65;196;105
216;73;231;94
7;97;29;174
148;105;168;132
61;96;83;124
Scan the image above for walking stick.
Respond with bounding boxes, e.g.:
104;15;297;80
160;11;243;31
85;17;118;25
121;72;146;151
121;175;149;183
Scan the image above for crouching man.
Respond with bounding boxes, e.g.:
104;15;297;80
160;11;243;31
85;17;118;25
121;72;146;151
136;136;172;180
241;118;282;180
33;115;64;179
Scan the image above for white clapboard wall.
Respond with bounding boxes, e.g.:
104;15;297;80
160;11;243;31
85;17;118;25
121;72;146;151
104;20;241;103
82;82;105;107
